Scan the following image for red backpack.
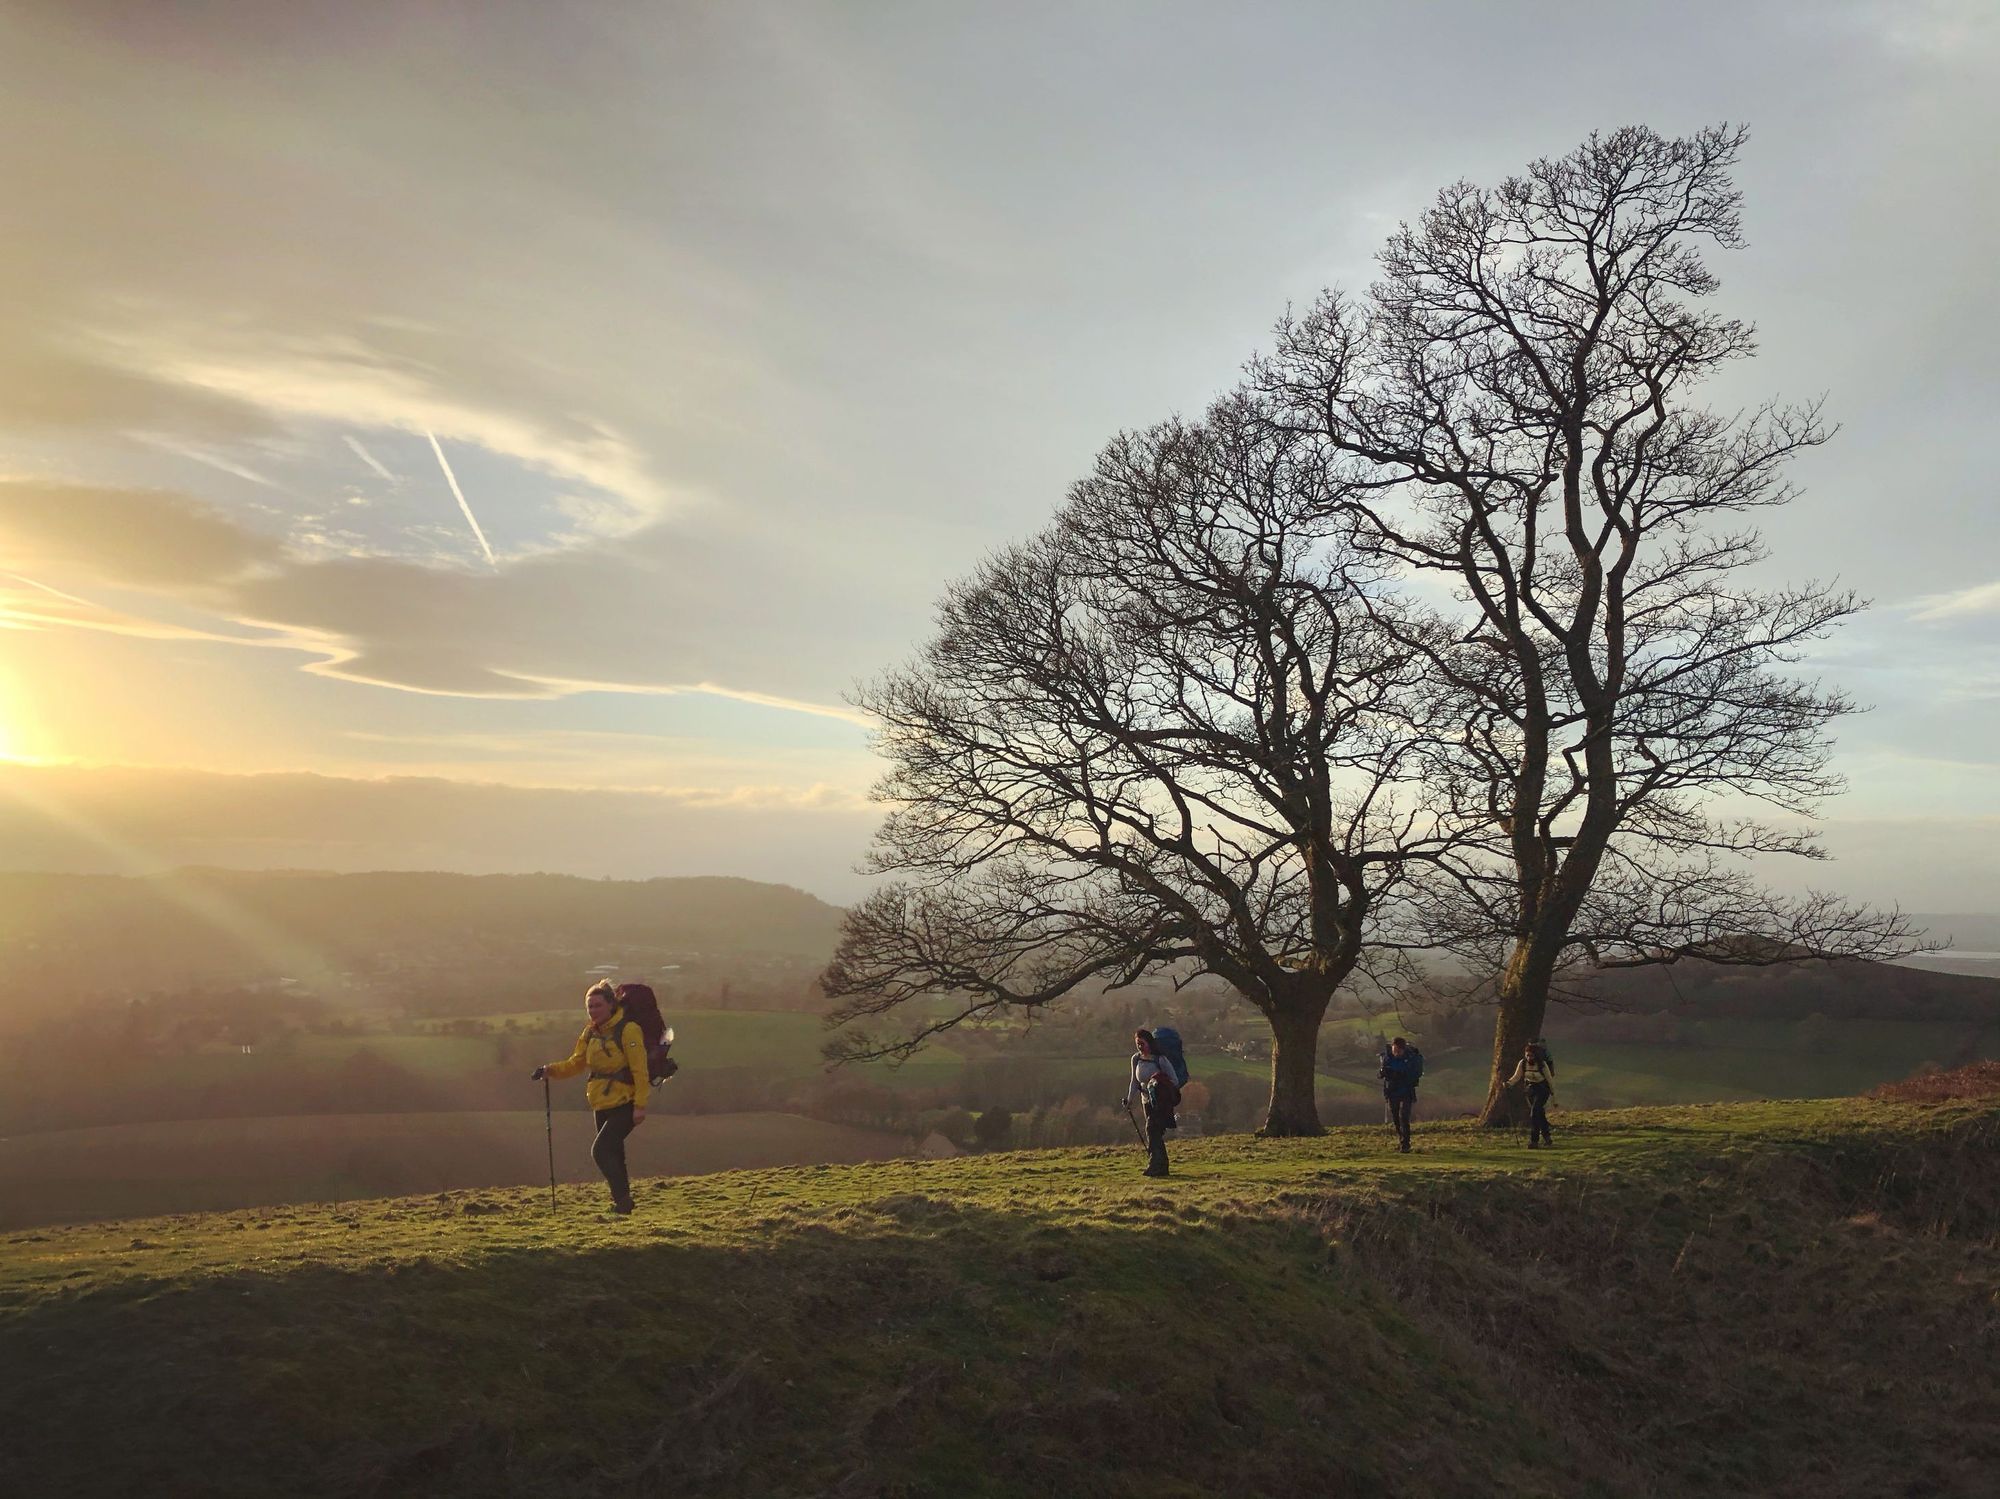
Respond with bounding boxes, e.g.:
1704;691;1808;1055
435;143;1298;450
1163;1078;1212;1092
613;983;680;1084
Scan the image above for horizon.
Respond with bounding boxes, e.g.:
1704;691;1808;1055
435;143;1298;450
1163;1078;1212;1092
2;3;1996;910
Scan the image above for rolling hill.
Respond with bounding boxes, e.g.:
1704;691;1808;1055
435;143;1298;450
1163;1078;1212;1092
0;868;845;1015
3;1082;1994;1497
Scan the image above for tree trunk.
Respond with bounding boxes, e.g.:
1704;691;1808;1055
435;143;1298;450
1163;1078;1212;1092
1478;939;1554;1125
1260;1001;1328;1136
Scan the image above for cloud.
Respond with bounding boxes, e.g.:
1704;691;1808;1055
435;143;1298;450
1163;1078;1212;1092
4;0;1986;826
333;726;878;793
0;476;883;712
87;324;672;541
217;538;882;710
1857;0;1999;60
1909;579;2000;621
0;327;279;441
510;674;875;728
1804;815;2000;911
0;572;285;647
0;480;282;590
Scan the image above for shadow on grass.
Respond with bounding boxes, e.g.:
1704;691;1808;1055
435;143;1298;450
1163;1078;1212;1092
2;1191;1577;1499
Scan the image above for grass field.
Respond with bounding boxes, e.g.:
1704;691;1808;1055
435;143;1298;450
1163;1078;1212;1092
2;1086;1994;1497
6;1002;1993;1222
134;1008;1998;1103
0;1110;910;1229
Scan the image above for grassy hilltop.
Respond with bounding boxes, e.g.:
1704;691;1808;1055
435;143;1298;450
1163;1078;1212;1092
3;1085;1996;1499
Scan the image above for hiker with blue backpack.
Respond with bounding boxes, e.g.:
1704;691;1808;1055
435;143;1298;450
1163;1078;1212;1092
1124;1027;1186;1178
1378;1036;1423;1153
530;980;676;1215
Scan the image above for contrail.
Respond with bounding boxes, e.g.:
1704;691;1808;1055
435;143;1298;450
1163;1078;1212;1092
424;428;496;568
6;572;101;609
343;434;395;482
138;434;285;491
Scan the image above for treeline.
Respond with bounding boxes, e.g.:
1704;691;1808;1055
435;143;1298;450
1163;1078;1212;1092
389;956;829;1020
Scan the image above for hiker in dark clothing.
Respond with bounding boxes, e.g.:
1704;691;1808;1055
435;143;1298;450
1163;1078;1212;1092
1508;1041;1557;1147
1379;1036;1422;1153
532;979;650;1213
1125;1029;1178;1178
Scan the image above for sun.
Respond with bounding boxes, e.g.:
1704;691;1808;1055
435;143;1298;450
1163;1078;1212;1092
0;667;46;763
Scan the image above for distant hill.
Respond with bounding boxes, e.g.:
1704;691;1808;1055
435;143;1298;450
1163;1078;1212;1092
1907;912;2000;950
1575;954;2000;1022
0;869;845;1009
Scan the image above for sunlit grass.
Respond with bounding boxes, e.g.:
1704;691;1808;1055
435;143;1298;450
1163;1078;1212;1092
2;1092;1994;1497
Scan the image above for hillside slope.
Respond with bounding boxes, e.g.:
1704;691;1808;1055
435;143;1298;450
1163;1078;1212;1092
0;869;844;1013
2;1092;1995;1498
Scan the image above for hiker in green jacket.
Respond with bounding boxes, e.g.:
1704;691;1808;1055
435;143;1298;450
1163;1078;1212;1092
1508;1041;1556;1148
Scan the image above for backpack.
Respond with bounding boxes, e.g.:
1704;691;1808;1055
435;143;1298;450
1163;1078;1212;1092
1380;1047;1422;1094
1150;1026;1190;1087
613;983;680;1085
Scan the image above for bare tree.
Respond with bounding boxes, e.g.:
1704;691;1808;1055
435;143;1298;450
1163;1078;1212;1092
1253;123;1917;1122
821;398;1467;1135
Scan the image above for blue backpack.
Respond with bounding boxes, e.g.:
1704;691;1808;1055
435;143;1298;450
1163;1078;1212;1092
1150;1026;1190;1087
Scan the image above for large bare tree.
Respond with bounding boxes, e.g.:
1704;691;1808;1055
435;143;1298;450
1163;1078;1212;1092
1253;124;1915;1121
821;398;1468;1135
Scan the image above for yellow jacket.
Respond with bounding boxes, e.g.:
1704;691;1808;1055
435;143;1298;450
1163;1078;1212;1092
543;1006;652;1111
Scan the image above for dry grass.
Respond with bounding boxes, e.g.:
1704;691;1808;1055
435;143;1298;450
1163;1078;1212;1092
1871;1059;2000;1104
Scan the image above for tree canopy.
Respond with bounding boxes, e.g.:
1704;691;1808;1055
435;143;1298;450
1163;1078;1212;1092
828;124;1916;1131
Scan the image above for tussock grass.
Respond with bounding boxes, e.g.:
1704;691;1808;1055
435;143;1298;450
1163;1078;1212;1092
2;1092;1996;1498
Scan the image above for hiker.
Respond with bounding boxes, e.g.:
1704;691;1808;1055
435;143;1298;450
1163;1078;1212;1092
1378;1036;1423;1153
531;979;650;1214
1125;1028;1179;1178
1508;1040;1557;1148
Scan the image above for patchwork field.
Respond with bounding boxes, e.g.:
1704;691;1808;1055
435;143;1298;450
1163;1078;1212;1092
5;998;1995;1229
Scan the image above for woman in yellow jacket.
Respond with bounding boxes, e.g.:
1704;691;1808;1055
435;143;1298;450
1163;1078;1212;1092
532;980;651;1213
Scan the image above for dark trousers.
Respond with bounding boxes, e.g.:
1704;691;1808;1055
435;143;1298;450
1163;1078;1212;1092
1144;1098;1172;1176
592;1103;636;1203
1527;1083;1553;1146
1387;1095;1414;1149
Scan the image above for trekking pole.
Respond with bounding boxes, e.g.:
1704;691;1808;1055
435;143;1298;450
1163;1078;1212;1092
543;1075;558;1215
1121;1098;1147;1148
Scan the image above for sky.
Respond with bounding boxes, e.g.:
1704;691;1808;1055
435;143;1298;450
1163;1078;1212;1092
0;0;1995;908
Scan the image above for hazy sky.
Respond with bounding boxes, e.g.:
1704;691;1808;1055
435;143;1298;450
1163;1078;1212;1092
0;1;1994;907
